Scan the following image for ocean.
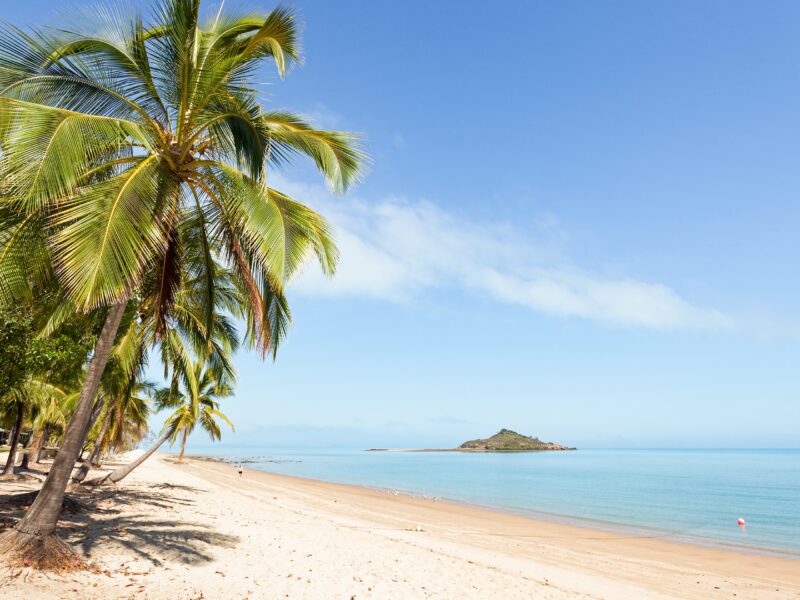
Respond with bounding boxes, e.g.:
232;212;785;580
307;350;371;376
194;447;800;557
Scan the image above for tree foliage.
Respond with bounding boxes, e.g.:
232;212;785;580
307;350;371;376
0;0;365;360
0;305;32;401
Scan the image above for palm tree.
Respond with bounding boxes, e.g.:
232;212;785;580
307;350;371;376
0;396;26;477
101;381;154;460
72;375;154;483
93;355;234;485
89;261;244;485
1;379;66;477
25;390;71;466
0;0;363;568
165;359;233;462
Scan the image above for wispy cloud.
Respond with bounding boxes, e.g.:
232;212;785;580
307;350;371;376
277;177;732;332
296;103;347;130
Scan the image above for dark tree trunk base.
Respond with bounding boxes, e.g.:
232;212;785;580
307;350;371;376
0;529;85;571
0;491;91;514
83;474;113;487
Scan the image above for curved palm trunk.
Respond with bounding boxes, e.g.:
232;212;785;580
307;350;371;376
0;298;128;570
91;429;171;486
72;410;112;484
177;428;188;463
77;397;105;462
92;448;108;469
25;428;45;466
1;401;25;476
30;425;49;465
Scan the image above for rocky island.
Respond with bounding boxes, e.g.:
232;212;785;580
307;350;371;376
457;429;575;451
367;429;575;452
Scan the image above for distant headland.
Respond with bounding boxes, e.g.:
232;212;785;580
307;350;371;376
367;429;576;453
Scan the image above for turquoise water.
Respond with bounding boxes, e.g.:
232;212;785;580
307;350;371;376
198;448;800;557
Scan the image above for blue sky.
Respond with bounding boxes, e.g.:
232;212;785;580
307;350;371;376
8;1;800;448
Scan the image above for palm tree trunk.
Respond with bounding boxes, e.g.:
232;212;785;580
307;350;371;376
26;428;44;465
72;410;112;484
91;450;106;467
178;428;188;463
77;396;105;462
90;429;171;486
31;425;49;464
1;401;25;477
0;298;129;570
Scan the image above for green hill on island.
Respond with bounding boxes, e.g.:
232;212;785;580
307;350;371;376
458;429;575;452
365;428;575;453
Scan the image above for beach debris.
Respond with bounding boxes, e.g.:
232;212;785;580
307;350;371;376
415;525;423;532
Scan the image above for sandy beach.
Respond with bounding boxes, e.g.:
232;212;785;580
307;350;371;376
1;452;799;599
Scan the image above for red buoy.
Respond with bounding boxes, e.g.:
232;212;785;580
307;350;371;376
737;518;746;526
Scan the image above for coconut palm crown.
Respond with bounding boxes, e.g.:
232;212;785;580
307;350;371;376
0;0;363;353
159;357;234;462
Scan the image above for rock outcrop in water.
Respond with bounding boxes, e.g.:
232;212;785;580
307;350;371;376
366;429;575;452
458;429;575;452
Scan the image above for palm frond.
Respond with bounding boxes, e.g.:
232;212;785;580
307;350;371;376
0;209;51;303
50;156;170;308
263;110;366;193
51;4;169;124
0;98;150;212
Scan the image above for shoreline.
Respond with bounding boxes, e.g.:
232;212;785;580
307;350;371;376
190;451;800;561
5;452;800;599
181;454;800;597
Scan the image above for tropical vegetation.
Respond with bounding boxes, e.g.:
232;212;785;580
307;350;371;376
0;0;363;570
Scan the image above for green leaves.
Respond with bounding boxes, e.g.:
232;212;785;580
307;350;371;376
206;164;338;284
263;111;366;193
0;305;32;399
1;0;366;369
50;157;170;309
0;99;150;212
161;353;234;446
233;6;300;79
50;5;169;124
0;210;50;303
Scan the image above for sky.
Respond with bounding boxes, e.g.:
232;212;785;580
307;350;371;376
7;0;800;448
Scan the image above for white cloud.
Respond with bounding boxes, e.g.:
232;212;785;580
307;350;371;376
297;103;347;130
277;176;731;332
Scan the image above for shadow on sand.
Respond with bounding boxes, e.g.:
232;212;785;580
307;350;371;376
0;480;239;567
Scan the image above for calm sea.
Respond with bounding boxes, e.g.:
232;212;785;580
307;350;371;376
195;447;800;557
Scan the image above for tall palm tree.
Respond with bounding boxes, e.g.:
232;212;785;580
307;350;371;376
101;381;154;460
0;0;363;568
91;260;244;485
72;373;154;483
93;355;234;485
164;358;233;463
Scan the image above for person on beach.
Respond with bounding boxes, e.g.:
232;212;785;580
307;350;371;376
238;464;243;477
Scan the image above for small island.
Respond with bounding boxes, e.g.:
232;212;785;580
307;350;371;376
367;429;575;453
458;429;575;452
